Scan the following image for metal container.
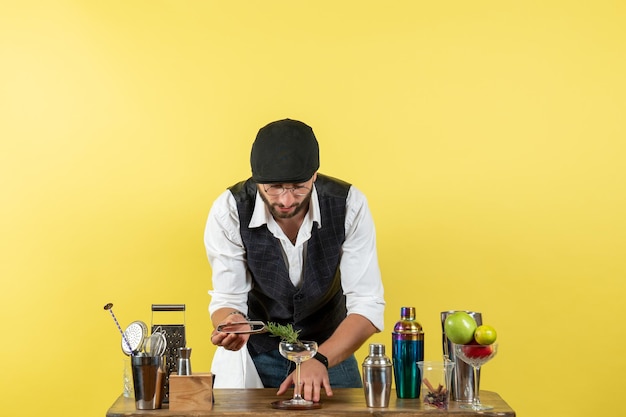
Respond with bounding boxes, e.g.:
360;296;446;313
362;343;393;408
440;310;482;402
131;355;164;410
177;347;192;376
392;307;424;399
151;304;186;402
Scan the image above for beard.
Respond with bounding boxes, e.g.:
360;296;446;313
259;190;312;219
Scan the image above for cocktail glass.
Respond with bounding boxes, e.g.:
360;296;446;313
453;343;498;411
278;340;318;407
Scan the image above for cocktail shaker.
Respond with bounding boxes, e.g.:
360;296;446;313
440;310;482;402
131;355;164;410
362;343;393;408
392;307;424;398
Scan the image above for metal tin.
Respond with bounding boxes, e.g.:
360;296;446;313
362;344;392;408
440;310;483;402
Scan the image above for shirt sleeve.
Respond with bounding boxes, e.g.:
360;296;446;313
340;186;386;331
204;190;251;317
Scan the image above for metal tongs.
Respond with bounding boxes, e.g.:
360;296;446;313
216;320;267;334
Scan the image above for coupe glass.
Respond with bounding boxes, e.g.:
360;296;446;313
453;343;498;411
278;340;318;407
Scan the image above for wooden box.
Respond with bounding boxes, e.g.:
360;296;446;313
168;373;214;411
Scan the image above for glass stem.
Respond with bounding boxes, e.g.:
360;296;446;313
293;361;303;400
472;365;481;409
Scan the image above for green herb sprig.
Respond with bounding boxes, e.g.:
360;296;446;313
266;322;301;344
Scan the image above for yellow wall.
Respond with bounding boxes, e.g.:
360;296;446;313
1;1;624;416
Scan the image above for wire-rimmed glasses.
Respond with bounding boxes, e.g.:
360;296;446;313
263;184;311;197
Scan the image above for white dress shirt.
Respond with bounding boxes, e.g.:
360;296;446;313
204;183;385;331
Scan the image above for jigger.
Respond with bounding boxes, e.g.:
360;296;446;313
177;347;192;376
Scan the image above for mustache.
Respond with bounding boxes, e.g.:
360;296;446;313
274;202;299;208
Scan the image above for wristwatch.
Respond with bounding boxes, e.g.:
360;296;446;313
313;352;329;369
226;310;249;320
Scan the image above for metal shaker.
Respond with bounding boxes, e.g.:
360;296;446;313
362;343;393;408
440;310;482;402
392;307;424;398
177;347;192;375
131;355;164;410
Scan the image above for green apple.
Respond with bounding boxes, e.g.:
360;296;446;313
474;324;497;345
444;311;477;344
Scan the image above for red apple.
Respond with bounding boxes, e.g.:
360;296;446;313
461;344;493;359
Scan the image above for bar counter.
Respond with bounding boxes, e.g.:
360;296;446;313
106;389;516;416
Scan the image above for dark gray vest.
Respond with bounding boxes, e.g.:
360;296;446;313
228;174;351;356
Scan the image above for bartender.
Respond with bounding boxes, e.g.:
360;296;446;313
205;118;385;402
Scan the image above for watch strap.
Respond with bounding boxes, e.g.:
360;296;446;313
313;352;329;369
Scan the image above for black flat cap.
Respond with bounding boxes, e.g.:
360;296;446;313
250;119;319;184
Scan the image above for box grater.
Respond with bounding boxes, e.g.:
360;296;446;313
151;304;186;403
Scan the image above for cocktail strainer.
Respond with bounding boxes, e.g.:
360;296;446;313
121;320;148;356
144;326;167;357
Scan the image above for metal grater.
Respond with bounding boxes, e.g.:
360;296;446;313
151;304;186;403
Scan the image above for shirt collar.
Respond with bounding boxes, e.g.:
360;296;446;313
249;185;322;229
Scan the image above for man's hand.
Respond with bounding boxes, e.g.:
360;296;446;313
276;357;333;402
275;314;377;401
210;312;250;351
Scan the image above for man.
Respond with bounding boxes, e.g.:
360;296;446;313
205;118;385;402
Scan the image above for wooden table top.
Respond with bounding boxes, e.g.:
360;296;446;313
106;388;516;416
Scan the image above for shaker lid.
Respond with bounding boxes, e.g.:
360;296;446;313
394;306;424;334
369;343;385;356
400;307;415;320
363;343;392;366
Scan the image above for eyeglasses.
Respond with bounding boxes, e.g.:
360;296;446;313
263;184;311;197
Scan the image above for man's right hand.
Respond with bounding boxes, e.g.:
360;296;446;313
211;311;250;351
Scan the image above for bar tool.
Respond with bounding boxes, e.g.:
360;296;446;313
177;347;192;375
104;302;135;355
151;304;187;403
216;321;267;334
121;320;149;356
392;306;424;398
144;327;168;357
441;310;482;402
362;343;392;408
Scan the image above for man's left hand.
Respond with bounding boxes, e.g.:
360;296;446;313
276;357;333;402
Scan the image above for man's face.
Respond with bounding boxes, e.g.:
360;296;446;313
257;175;316;219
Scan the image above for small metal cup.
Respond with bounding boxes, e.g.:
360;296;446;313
177;347;192;376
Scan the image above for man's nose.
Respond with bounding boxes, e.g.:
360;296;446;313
278;190;297;205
